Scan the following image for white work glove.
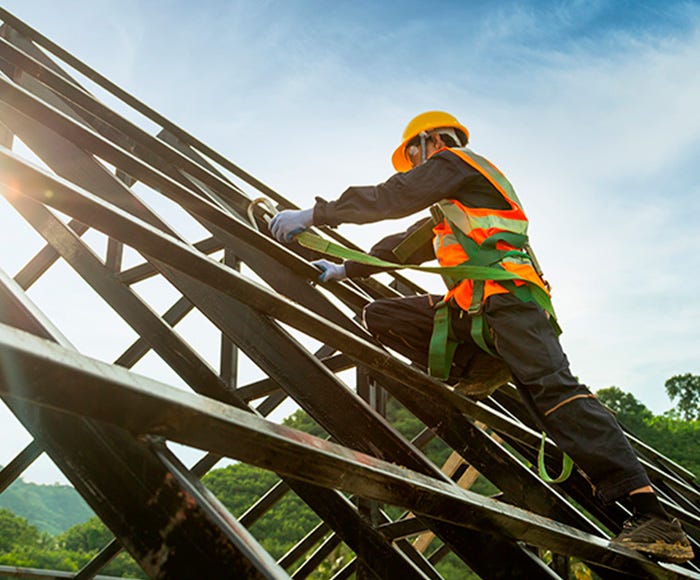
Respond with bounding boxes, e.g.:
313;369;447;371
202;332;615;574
312;259;347;283
269;208;314;243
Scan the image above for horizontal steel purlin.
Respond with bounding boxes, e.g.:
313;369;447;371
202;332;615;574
0;323;687;579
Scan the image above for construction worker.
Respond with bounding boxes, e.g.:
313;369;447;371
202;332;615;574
269;111;694;563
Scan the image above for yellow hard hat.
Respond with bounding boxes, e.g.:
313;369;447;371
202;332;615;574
391;111;470;172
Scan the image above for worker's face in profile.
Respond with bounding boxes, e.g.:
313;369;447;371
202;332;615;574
406;133;443;169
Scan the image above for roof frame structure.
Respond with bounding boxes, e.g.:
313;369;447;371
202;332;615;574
0;9;698;579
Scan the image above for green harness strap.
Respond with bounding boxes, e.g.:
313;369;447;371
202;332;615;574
439;222;571;483
296;231;557;304
428;302;459;379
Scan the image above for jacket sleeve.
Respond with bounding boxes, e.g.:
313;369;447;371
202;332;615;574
312;152;468;227
312;149;507;228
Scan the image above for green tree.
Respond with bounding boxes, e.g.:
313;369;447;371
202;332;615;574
203;463;280;517
56;517;145;578
643;414;700;476
0;508;45;553
0;515;145;578
0;545;83;572
665;373;700;421
204;463;321;561
57;517;112;552
283;409;328;438
596;386;653;433
597;385;699;479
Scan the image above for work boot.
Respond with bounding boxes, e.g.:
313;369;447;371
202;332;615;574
611;514;694;564
452;352;511;400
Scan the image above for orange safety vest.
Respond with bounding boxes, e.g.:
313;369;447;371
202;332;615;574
431;147;549;313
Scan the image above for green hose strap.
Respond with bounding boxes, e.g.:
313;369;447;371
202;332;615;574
538;431;574;484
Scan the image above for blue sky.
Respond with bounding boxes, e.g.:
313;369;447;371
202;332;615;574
1;1;699;483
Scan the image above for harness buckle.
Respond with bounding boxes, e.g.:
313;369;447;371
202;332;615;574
429;203;446;224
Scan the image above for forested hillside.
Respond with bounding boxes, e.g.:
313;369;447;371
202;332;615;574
0;476;92;535
0;509;144;578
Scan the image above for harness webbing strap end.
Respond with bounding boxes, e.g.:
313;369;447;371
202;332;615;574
538;431;574;484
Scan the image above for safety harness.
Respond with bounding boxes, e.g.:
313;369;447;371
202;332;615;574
427;200;560;379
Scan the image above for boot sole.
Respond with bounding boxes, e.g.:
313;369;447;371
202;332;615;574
615;539;695;564
452;383;501;400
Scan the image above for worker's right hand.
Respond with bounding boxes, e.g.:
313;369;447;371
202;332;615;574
311;259;347;283
269;208;314;243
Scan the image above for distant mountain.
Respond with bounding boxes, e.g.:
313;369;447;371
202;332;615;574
0;472;93;535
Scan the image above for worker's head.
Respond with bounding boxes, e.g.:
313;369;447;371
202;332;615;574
392;111;469;172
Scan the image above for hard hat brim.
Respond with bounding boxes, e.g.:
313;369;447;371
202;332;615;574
391;141;414;173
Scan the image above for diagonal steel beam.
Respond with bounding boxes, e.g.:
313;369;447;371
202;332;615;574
0;439;42;494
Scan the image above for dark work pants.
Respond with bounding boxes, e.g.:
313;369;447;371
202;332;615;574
363;293;651;503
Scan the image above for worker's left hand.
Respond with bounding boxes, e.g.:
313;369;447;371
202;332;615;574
312;259;347;282
269;208;314;243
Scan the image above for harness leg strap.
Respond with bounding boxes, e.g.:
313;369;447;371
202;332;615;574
428;302;460;380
